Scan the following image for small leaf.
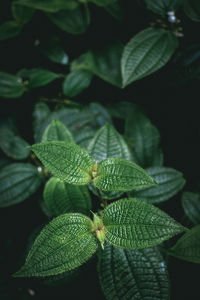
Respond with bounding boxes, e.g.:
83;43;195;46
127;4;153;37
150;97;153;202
144;0;183;16
169;225;200;263
41;119;74;142
62;69;93;97
14;0;78;12
12;2;35;24
14;213;98;276
43;177;92;216
0;21;23;41
182;192;200;225
93;158;156;192
183;0;200;22
98;243;169;300
0;163;42;207
130;167;185;204
102;198;186;249
33;102;51;142
0;71;24;98
121;27;179;87
30;141;93;185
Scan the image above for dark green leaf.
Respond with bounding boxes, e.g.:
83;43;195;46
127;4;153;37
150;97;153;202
89;0;115;7
0;21;23;41
183;0;200;22
0;158;11;170
41;119;74;142
182;192;200;225
14;0;78;12
74;126;97;148
43;44;69;65
33;102;51;142
12;2;35;24
104;0;124;21
88;102;112;126
144;0;183;15
0;71;24;98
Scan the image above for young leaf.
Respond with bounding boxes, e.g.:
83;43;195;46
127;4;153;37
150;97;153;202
93;158;156;192
43;177;92;216
0;163;42;207
12;2;35;24
41;119;74;142
183;0;200;22
182;192;200;225
0;71;24;98
0;21;23;41
30;141;93;185
144;0;182;16
121;27;179;87
169;225;200;263
102;198;186;249
14;0;78;12
130;167;185;204
14;213;98;276
98;243;169;300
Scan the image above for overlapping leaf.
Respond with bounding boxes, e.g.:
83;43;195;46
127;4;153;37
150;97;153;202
41;119;74;142
0;71;24;98
182;192;200;224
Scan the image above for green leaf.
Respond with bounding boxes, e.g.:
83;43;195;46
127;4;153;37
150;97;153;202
33;102;51;142
0;71;24;98
130;167;185;204
88;102;112;126
0;158;11;170
74;126;97;148
121;27;179;87
12;2;35;24
144;0;183;16
14;0;78;12
43;43;69;65
30;141;93;185
104;0;124;21
0;21;23;41
182;192;200;225
43;177;92;216
0;163;42;207
169;225;200;263
98;243;169;300
93;158;156;192
46;4;90;35
102;198;186;249
14;213;98;276
125;109;162;168
62;70;93;97
89;0;115;7
0;127;30;160
41;119;74;143
183;0;200;22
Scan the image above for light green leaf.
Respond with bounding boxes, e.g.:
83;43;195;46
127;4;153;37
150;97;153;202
30;141;93;185
43;177;92;216
0;163;42;207
41;119;74;143
0;71;24;98
102;198;186;249
12;2;35;24
62;69;93;97
0;21;23;41
33;102;51;142
14;0;78;12
14;213;98;276
89;0;115;7
169;225;200;263
98;243;169;300
183;0;200;22
130;167;185;204
182;192;200;225
93;158;156;192
121;27;179;87
46;4;90;35
144;0;183;15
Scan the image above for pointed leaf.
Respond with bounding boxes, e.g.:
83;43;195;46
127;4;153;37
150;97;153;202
0;21;23;41
183;0;200;22
93;158;156;192
144;0;183;16
182;192;200;225
121;27;179;87
30;141;93;185
98;243;169;300
14;213;98;277
41;119;74;142
102;198;186;249
14;0;78;12
0;71;24;98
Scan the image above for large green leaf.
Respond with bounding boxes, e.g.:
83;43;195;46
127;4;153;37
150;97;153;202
98;243;169;300
144;0;182;15
14;213;98;276
12;2;35;24
130;167;185;204
43;177;92;216
93;158;156;192
0;21;23;41
41;119;74;142
182;192;200;225
30;141;93;185
169;225;200;263
14;0;78;12
102;198;186;249
0;163;42;207
0;71;24;98
183;0;200;22
121;27;179;87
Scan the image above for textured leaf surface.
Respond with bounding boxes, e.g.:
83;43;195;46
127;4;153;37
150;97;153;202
14;0;78;12
98;243;169;300
169;225;200;263
43;177;92;216
130;167;185;204
41;119;74;142
121;27;179;87
14;213;98;276
0;163;42;207
93;158;156;192
0;21;23;40
184;0;200;22
144;0;182;15
102;198;186;249
182;192;200;225
12;2;35;24
30;141;93;185
0;71;24;98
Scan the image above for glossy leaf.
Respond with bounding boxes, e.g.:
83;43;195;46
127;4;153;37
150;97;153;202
33;102;51;142
0;163;42;207
182;192;200;224
144;0;182;15
41;119;74;142
93;158;156;192
43;177;92;215
102;198;186;249
0;21;23;41
0;71;24;98
98;243;169;300
183;0;200;22
14;0;78;12
121;27;179;87
130;167;185;204
30;141;93;185
14;213;98;276
12;2;35;24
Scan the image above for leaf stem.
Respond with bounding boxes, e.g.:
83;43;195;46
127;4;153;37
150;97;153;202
96;187;107;208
